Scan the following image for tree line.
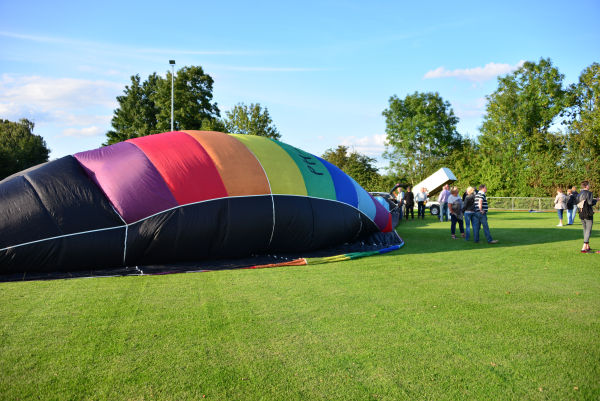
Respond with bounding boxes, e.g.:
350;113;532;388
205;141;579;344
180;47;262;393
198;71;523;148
381;58;599;196
1;58;598;196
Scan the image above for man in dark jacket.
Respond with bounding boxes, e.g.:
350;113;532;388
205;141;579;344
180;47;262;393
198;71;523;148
578;181;597;253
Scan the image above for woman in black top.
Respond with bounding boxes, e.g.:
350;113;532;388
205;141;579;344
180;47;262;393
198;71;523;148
463;186;476;241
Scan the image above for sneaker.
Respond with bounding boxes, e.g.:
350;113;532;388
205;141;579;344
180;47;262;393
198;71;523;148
556;224;563;227
488;240;499;244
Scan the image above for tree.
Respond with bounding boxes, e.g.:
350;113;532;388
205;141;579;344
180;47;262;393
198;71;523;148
443;137;481;190
382;92;462;185
105;66;221;145
322;145;382;191
564;62;600;189
105;74;161;144
0;119;50;179
154;66;221;133
223;103;281;139
478;58;568;196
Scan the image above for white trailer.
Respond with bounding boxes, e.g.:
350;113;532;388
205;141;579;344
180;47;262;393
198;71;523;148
412;167;457;216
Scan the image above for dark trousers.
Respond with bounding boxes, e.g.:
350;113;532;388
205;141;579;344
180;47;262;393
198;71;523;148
405;204;414;219
451;214;464;235
417;202;426;218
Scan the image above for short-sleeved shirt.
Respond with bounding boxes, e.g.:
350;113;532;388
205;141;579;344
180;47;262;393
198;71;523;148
474;191;488;213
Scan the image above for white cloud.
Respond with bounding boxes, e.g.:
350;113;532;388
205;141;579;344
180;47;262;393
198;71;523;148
62;126;103;137
340;134;387;157
0;74;120;110
0;74;119;137
424;61;525;82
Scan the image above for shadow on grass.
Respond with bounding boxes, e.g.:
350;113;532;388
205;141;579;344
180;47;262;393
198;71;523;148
394;216;587;256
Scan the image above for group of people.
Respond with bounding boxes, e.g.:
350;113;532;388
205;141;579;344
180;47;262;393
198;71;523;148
394;180;598;252
394;186;430;220
552;182;598;252
393;183;499;244
553;185;592;227
438;183;499;244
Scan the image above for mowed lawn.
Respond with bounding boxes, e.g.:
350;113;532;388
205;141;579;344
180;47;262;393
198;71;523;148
1;212;599;401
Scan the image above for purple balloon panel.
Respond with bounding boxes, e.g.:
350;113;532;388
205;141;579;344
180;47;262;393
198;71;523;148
74;142;178;224
368;192;390;231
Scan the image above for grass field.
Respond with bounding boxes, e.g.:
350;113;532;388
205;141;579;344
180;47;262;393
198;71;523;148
1;212;599;401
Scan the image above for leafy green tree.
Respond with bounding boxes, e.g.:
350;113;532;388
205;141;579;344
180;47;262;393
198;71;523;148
382;92;462;185
223;103;281;139
105;66;221;145
105;74;161;144
322;145;382;191
154;66;221;133
444;137;481;191
0;119;50;179
478;58;568;196
564;62;600;189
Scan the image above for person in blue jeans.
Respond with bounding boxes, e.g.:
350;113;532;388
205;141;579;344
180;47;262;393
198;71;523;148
462;186;476;240
438;184;450;222
473;184;498;244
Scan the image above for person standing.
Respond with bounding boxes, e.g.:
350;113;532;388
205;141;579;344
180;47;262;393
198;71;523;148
577;181;597;253
438;184;450;222
554;188;567;227
462;186;476;241
395;186;405;221
571;185;579;225
473;184;499;244
415;187;428;219
447;187;464;239
566;189;576;225
404;186;415;220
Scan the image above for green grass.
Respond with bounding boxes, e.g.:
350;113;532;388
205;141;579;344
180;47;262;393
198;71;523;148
1;212;599;401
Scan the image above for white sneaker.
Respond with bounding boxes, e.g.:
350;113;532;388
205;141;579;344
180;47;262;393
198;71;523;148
556;224;563;227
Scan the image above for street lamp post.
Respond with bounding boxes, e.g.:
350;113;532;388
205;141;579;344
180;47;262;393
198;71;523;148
169;60;176;131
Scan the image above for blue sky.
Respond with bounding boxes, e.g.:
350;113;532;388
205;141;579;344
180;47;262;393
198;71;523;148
1;0;598;170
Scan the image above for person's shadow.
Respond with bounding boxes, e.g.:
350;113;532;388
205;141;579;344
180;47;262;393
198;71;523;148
394;214;584;255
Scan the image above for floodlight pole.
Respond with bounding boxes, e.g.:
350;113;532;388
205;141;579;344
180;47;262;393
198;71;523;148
169;60;176;131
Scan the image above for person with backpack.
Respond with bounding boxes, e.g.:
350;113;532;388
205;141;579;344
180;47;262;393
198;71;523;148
577;180;598;253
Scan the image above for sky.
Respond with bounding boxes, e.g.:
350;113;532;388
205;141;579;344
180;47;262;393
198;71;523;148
1;0;599;170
